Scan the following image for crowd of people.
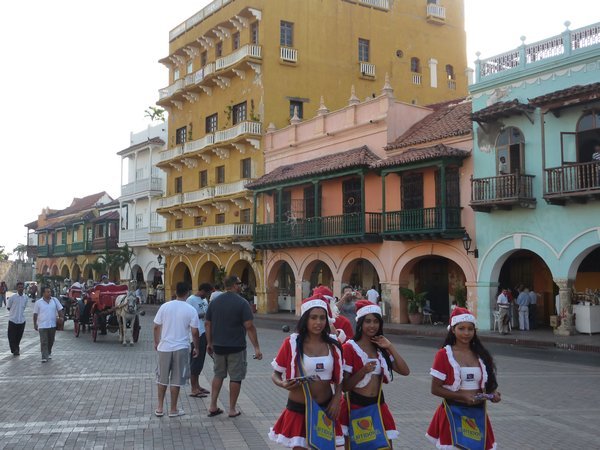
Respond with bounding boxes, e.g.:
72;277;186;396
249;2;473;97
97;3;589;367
496;284;540;334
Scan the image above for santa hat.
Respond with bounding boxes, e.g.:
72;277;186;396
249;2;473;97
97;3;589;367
313;286;339;318
313;286;333;297
448;307;476;331
355;299;382;320
301;295;333;320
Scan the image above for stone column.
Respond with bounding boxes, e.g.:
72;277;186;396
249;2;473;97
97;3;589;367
396;280;410;324
554;278;575;336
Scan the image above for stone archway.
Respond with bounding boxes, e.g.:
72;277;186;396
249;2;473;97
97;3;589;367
131;264;144;283
267;260;297;313
172;262;192;296
83;264;94;283
230;260;257;304
51;265;59;277
72;264;81;282
61;265;70;280
341;258;381;293
302;260;334;299
198;261;220;288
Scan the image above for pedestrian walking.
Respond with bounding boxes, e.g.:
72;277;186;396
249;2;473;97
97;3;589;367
0;281;7;307
426;307;501;450
209;282;223;301
516;287;531;331
187;282;212;397
7;281;28;356
366;285;380;304
528;288;538;329
153;282;200;418
496;288;511;335
268;295;344;449
340;300;410;449
205;275;262;418
33;286;64;363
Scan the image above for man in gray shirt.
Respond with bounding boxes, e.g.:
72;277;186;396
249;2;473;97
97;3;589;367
205;275;262;418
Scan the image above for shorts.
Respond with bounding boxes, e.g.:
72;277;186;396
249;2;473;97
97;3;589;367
156;348;189;387
213;349;247;381
190;333;207;376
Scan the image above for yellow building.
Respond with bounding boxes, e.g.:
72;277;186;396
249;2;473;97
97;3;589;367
151;0;467;308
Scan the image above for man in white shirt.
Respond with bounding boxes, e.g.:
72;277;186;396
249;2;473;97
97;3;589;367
496;288;511;335
209;283;223;302
7;281;28;356
153;282;200;418
366;285;380;304
516;287;531;331
187;282;212;397
33;286;64;362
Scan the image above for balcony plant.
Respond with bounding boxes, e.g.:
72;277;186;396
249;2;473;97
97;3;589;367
400;287;427;324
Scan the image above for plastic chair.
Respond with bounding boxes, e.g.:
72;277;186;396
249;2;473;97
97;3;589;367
422;311;433;325
493;311;500;331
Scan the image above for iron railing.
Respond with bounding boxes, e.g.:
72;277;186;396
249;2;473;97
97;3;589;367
545;161;600;195
384;207;462;233
471;174;535;203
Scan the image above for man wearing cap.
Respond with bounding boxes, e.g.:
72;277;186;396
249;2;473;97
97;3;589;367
496;288;510;335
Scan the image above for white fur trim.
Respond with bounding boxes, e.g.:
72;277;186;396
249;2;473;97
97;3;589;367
444;345;462;392
337;329;347;343
430;368;447;381
450;313;476;327
347;339;391;387
386;430;400;440
268;430;306;448
271;360;286;373
301;299;328;317
356;304;382;320
289;333;298;380
425;433;455;449
343;363;353;373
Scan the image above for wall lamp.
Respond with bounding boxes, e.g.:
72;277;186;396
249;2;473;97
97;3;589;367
462;232;479;258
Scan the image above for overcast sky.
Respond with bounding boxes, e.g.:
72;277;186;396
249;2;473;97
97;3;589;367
0;0;595;256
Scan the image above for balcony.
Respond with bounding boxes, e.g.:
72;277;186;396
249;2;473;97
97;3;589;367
216;44;262;71
184;187;216;204
92;236;119;252
185;62;216;88
411;72;422;85
215;121;261;144
121;176;163;198
253;212;382;249
38;245;49;257
53;244;67;256
70;241;89;253
360;62;376;78
544;161;600;205
280;47;298;63
426;4;446;24
149;223;253;244
351;0;390;10
158;79;184;102
470;174;536;212
184;134;214;154
382;207;464;240
119;227;164;244
215;179;252;197
158;193;184;209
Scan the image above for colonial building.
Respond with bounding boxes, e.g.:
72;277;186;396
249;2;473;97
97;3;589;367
26;192;120;283
151;0;468;305
117;124;167;290
248;81;474;324
469;21;600;333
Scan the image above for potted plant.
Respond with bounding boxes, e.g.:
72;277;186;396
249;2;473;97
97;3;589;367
454;285;467;308
401;287;427;324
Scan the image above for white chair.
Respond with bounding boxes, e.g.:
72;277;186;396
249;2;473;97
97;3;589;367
422;311;433;325
493;311;500;331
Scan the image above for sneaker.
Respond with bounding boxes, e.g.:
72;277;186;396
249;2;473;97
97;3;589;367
47;355;52;360
41;358;48;363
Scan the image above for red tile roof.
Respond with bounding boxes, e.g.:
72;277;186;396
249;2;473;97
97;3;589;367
38;211;96;231
48;192;112;218
247;146;380;189
528;82;600;107
373;144;470;169
471;99;535;123
386;99;472;149
91;210;120;223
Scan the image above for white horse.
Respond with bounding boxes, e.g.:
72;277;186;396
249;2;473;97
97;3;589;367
114;292;139;346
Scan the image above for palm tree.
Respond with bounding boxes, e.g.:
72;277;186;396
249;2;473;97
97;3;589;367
92;245;135;282
13;243;27;261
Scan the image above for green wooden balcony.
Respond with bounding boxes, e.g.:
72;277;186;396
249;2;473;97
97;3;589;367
37;245;49;257
382;207;464;240
53;244;67;255
254;212;382;249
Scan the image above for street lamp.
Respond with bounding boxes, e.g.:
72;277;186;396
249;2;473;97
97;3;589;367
462;232;479;258
157;254;163;266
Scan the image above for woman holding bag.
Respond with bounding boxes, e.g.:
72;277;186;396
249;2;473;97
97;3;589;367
340;300;410;449
269;295;344;449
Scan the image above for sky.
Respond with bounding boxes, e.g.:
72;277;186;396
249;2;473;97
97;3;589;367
0;0;595;257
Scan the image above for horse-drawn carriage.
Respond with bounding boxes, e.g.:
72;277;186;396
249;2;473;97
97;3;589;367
59;286;83;332
76;284;141;344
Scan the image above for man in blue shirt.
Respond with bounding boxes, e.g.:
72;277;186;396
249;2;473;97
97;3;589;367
187;283;212;397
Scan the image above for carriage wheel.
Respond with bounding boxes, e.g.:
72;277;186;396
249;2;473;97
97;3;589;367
92;313;98;342
74;305;80;337
133;315;140;343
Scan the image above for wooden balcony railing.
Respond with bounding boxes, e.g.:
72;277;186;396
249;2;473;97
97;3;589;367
382;207;463;240
91;236;119;252
544;161;600;204
470;173;536;212
253;212;382;249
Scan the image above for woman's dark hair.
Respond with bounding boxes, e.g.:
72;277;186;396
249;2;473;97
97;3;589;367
443;327;498;393
296;307;342;356
355;314;394;380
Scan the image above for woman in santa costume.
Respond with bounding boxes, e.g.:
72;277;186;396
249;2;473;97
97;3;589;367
340;300;410;448
313;285;354;343
426;307;501;450
269;296;345;449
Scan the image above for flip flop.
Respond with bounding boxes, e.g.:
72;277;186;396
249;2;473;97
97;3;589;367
207;408;224;417
168;409;185;418
154;410;164;417
228;411;242;418
189;392;207;398
199;388;210;394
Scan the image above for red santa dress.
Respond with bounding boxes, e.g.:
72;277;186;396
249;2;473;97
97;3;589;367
339;339;399;440
426;345;497;450
268;333;345;448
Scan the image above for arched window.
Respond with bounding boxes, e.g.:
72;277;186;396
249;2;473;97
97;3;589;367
574;110;600;162
411;57;421;73
496;127;525;175
445;64;455;80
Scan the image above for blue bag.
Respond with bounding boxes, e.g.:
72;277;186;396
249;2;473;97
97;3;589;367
346;385;391;449
443;400;487;450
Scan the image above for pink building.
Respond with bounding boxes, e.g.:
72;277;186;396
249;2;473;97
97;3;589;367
248;81;476;324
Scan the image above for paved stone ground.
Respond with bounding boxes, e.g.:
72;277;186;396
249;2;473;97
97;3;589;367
0;305;598;449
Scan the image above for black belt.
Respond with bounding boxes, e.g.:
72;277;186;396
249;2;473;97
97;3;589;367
286;398;330;414
445;399;484;409
348;391;386;407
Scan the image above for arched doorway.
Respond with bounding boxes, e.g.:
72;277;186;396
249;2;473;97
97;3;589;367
172;262;192;294
51;265;59;277
83;264;94;283
230;260;257;304
574;247;600;291
198;261;220;287
302;260;334;299
61;265;70;280
498;250;553;328
342;259;380;293
131;264;144;283
268;261;296;312
72;264;81;282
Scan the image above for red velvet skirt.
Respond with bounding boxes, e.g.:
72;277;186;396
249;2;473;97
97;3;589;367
339;392;399;440
269;399;344;448
426;403;496;450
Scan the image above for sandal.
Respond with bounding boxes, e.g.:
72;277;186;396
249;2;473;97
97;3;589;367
207;408;223;417
154;410;164;417
189;392;207;398
168;409;185;418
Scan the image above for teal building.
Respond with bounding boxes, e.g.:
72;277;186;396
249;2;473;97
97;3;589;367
469;22;600;334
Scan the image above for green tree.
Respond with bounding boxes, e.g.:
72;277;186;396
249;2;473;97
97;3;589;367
144;106;166;123
0;246;10;261
13;243;27;261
